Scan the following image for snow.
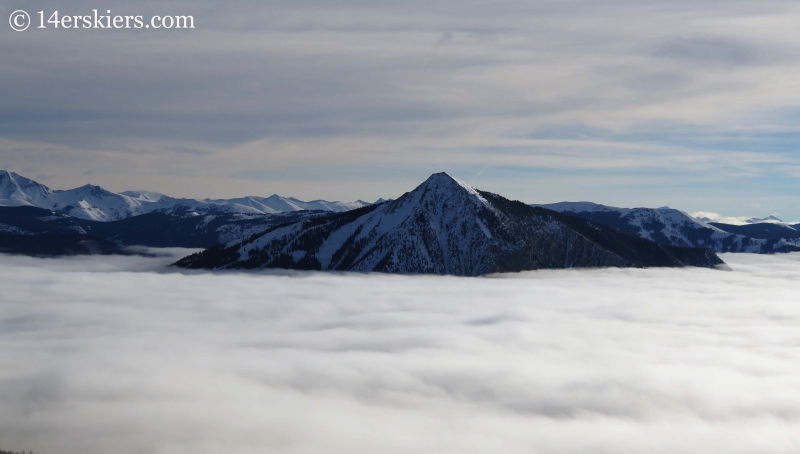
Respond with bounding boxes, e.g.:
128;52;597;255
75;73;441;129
0;198;34;207
475;218;492;239
203;194;369;215
0;222;31;235
538;200;796;253
1;170;371;222
0;170;53;208
536;201;633;216
120;190;169;202
223;172;609;275
449;174;497;212
746;215;782;224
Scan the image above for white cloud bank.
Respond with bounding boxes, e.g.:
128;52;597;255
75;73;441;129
689;211;753;225
2;250;800;453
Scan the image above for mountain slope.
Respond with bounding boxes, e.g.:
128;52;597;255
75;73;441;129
709;222;800;240
537;202;800;254
0;232;127;257
0;170;53;208
0;205;317;248
175;173;723;275
0;170;373;221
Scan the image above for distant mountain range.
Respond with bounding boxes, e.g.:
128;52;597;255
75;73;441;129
0;170;372;221
708;222;800;240
693;213;793;226
744;215;788;224
536;202;800;253
2;170;798;272
175;173;723;275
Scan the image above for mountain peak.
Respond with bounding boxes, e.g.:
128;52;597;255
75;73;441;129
413;172;469;195
1;170;38;184
407;172;495;213
746;215;784;224
0;170;413;220
176;174;724;274
417;172;466;190
422;171;455;181
70;184;113;197
0;170;53;205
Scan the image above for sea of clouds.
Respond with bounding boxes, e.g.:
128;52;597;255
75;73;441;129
2;250;800;453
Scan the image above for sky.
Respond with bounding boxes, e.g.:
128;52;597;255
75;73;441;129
2;0;800;218
2;250;800;453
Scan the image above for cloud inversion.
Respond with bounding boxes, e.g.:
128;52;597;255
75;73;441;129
2;251;800;453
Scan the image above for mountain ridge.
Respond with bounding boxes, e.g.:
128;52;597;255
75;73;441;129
0;170;372;221
175;173;723;275
536;201;800;253
0;205;319;248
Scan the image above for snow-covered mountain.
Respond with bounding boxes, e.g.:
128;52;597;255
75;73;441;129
537;202;800;253
202;195;368;215
707;221;800;240
175;173;723;275
0;171;215;221
745;215;786;224
0;170;371;221
0;170;53;208
692;212;799;226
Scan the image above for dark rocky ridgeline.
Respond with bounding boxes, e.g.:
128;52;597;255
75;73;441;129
483;194;724;269
174;173;723;275
708;222;800;240
0;205;317;250
0;232;128;257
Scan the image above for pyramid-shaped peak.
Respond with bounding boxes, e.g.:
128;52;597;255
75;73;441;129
76;183;104;190
416;172;483;196
0;170;51;192
420;171;459;185
71;183;114;196
1;170;34;182
416;172;472;191
401;172;495;213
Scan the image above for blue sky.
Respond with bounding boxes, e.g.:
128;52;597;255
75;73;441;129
2;0;800;219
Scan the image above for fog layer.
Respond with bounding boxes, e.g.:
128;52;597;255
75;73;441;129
1;251;800;453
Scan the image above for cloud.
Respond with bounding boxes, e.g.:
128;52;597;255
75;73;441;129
650;37;762;67
689;211;752;224
2;250;800;453
691;211;800;225
3;0;800;215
